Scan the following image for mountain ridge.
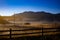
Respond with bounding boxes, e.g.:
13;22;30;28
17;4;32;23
13;11;60;22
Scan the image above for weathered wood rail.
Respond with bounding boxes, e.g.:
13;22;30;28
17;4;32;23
0;28;60;39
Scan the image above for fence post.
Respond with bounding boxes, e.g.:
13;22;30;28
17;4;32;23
42;27;43;40
10;28;12;40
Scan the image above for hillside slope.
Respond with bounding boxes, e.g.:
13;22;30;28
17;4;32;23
13;11;60;22
0;16;9;24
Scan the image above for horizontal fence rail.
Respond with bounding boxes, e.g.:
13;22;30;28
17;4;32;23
0;28;60;39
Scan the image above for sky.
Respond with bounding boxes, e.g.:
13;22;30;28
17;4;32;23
0;0;60;16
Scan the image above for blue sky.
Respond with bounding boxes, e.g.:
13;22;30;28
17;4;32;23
0;0;60;16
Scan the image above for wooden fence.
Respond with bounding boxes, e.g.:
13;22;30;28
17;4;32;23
0;28;60;39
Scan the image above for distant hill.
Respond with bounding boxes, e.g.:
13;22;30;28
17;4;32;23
0;16;9;24
13;11;60;22
1;11;60;28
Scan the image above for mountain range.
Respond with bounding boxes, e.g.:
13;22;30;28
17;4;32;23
0;11;60;24
0;11;60;28
13;11;60;22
